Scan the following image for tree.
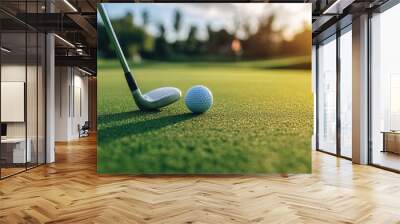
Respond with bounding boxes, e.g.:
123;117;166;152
121;12;134;26
281;23;311;57
98;23;115;58
171;10;184;55
142;10;149;28
110;12;154;59
158;23;166;38
206;25;235;56
184;25;199;55
154;23;172;59
173;10;182;34
242;13;283;58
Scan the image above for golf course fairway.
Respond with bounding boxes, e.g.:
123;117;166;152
97;58;313;174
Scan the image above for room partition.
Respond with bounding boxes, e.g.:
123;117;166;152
0;0;47;179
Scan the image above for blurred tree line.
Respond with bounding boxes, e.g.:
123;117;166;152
98;9;311;61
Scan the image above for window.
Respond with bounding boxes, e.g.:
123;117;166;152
339;27;352;158
317;35;337;154
370;3;400;171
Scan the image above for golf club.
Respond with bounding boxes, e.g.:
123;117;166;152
98;4;181;110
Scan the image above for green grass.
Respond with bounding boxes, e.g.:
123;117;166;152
97;58;313;174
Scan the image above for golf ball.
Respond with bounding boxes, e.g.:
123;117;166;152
185;85;213;113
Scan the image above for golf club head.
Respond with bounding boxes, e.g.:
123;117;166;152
133;87;181;110
99;6;181;112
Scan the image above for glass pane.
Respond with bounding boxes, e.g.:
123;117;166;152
0;0;46;178
26;0;39;169
27;31;38;169
371;4;400;171
1;30;27;177
340;28;352;158
318;36;337;154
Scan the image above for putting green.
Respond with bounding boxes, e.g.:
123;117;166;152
97;58;312;174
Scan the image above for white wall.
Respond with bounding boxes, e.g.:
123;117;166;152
72;73;89;138
55;67;89;141
1;63;46;164
1;65;36;136
1;65;26;139
1;82;25;122
1;65;25;81
55;66;70;141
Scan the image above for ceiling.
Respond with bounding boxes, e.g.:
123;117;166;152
0;0;97;74
309;0;390;42
0;0;394;73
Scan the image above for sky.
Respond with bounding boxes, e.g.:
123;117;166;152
101;3;311;43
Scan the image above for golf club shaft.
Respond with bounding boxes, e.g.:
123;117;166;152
98;4;138;92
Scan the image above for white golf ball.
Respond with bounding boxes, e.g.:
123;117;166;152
185;85;213;113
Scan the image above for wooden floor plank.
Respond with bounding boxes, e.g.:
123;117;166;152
0;135;399;223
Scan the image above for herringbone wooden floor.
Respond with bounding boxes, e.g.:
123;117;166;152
1;135;400;224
